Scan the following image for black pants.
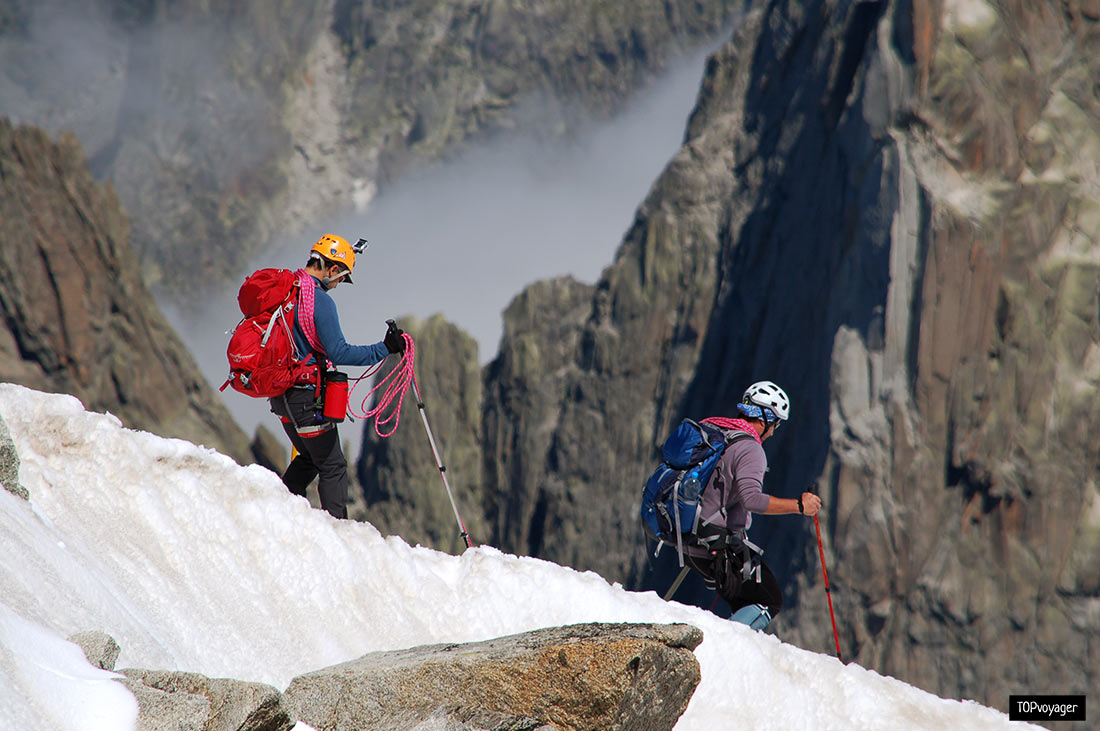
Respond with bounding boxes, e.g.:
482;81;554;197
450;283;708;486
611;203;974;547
270;389;348;519
686;550;783;617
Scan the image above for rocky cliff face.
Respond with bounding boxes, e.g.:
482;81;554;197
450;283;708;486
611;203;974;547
797;0;1100;706
481;277;597;557
0;0;742;303
0;120;252;463
363;0;1100;716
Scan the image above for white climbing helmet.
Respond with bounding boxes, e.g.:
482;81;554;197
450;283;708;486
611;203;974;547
742;380;790;422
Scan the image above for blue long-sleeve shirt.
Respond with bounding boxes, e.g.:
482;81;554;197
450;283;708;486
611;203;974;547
292;276;389;367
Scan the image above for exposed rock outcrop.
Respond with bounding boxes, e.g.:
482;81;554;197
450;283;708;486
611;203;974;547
284;622;703;731
0;120;253;464
481;277;598;558
357;278;596;554
68;630;121;671
0;410;25;500
250;423;289;477
78;624;698;731
118;669;293;731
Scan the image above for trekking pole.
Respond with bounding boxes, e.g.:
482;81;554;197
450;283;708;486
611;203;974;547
809;483;842;661
411;375;472;549
663;566;691;601
349;320;474;549
392;321;473;550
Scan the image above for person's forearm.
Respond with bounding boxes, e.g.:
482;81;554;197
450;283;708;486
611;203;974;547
763;495;801;515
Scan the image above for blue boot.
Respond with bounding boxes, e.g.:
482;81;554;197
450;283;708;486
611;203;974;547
730;603;772;631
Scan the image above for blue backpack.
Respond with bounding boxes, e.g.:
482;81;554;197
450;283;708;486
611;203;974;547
640;419;754;566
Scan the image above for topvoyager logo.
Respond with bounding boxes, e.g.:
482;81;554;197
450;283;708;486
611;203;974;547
1009;695;1086;722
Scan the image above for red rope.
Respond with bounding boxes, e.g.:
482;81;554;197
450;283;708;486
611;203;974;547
347;333;416;438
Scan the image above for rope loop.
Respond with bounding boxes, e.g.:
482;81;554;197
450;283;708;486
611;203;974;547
347;332;416;438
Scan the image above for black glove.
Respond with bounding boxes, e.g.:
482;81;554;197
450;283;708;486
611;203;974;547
383;321;406;354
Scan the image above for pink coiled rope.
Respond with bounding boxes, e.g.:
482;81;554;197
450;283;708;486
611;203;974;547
347;332;416;438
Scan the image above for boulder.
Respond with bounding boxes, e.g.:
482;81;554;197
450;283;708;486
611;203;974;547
68;630;120;671
117;669;293;731
284;622;702;731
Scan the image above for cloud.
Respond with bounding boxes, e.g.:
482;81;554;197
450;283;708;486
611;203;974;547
273;42;718;361
0;0;281;186
0;0;127;152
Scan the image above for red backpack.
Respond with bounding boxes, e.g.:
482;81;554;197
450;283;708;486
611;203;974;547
220;269;319;398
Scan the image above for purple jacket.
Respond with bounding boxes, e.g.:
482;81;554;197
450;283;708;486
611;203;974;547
696;427;770;534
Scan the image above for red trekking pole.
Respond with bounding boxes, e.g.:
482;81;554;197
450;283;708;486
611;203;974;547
810;484;842;661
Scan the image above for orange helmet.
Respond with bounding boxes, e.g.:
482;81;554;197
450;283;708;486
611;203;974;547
309;234;356;284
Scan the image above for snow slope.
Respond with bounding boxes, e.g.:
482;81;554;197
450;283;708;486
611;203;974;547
0;384;1030;730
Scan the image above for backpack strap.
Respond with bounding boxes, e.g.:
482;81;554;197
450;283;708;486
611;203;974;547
294;269;326;357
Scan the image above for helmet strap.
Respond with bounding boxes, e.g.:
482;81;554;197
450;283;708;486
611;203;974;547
321;268;349;289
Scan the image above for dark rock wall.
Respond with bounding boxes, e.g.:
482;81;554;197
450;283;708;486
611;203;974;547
482;277;597;557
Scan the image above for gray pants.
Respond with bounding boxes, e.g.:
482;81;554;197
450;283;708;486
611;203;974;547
270;388;348;519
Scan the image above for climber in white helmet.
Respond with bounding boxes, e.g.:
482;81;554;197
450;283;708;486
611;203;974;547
682;380;822;631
